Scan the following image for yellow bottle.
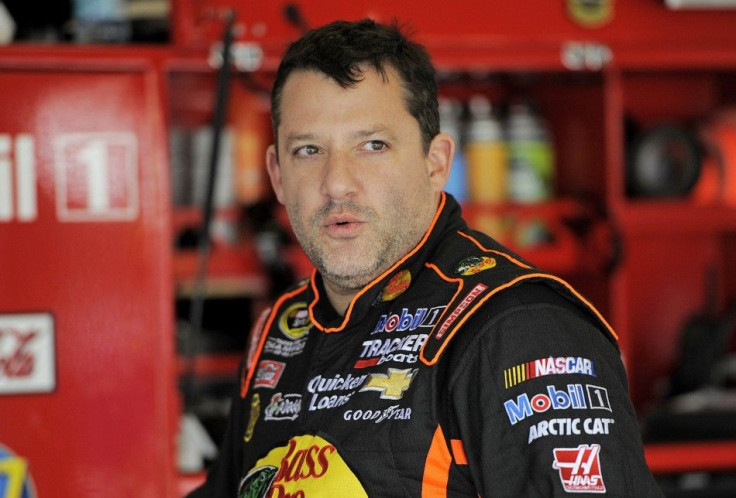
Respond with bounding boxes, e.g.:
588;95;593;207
465;95;509;203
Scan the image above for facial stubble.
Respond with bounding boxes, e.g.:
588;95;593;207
288;194;431;293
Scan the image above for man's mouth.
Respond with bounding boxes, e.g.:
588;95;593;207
323;214;362;227
322;214;365;237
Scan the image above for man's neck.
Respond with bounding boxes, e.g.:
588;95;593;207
322;281;359;316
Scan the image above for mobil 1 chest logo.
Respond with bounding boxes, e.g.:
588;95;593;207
356;306;444;368
264;302;311;358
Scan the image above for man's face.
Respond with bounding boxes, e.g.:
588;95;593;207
266;66;450;294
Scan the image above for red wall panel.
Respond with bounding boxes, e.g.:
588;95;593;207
0;67;177;497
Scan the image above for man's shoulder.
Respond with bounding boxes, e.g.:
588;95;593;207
428;227;538;283
419;229;545;366
420;229;617;365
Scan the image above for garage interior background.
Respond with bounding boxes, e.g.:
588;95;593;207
1;0;736;496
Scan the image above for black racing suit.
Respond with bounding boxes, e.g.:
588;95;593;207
189;193;662;497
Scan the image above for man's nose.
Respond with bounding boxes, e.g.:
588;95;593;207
320;150;359;200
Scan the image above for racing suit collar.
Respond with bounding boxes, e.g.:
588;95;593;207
307;192;467;333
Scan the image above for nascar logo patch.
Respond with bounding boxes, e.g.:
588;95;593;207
504;356;596;389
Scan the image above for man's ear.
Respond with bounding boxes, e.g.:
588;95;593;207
425;132;454;193
266;144;285;204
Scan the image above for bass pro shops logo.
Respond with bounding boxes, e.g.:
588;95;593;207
552;443;606;493
239;435;367;498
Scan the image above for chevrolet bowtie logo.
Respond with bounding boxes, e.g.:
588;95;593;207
360;368;418;400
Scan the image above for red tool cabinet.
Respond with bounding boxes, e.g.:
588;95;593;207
0;53;178;497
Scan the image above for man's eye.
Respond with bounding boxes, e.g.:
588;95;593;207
362;140;387;152
294;145;319;157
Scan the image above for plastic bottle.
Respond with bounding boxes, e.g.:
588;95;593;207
231;84;271;206
507;100;555;247
507;100;555;203
464;95;508;203
72;0;131;43
439;98;467;203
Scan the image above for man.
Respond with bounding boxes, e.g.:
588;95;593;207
190;19;662;497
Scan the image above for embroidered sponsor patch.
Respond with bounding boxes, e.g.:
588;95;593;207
306;373;368;412
360;368;417;400
528;417;615;444
264;393;302;422
552;443;606;493
238;465;277;497
456;256;497;276
371;306;445;335
278;302;312;340
435;283;487;340
264;336;307;358
380;270;411;301
239;435;367;498
343;404;412;423
504;356;596;389
355;333;427;369
504;384;612;425
254;360;285;389
244;393;260;443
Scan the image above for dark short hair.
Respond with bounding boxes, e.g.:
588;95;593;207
270;19;439;153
